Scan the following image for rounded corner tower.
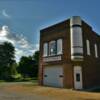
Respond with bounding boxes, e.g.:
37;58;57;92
70;16;84;61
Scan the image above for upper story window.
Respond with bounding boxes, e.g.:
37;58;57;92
49;40;56;56
57;39;62;55
43;39;63;57
94;44;98;58
86;40;90;55
43;43;48;57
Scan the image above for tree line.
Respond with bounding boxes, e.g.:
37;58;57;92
0;42;39;81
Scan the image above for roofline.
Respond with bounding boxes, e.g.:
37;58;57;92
40;16;100;37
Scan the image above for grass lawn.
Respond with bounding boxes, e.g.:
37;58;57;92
1;81;100;100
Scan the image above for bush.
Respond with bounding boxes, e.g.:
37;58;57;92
22;78;31;81
0;80;5;82
5;73;22;82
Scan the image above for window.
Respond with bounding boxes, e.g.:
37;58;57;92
86;40;90;55
57;39;62;55
94;44;98;58
76;73;80;82
71;27;83;47
43;39;63;57
43;43;48;57
49;41;56;56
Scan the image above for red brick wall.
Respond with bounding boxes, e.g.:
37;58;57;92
39;18;100;89
82;21;100;88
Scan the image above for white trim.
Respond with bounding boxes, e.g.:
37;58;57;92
43;56;61;62
43;43;48;57
57;39;63;55
71;56;84;61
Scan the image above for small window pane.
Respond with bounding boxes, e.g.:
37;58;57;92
76;73;80;82
49;41;56;56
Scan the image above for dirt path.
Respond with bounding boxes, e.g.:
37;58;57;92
0;82;55;100
0;82;100;100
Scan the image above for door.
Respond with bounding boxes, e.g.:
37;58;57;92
74;66;83;89
43;66;63;88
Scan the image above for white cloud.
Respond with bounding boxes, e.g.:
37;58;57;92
0;25;39;62
2;9;11;18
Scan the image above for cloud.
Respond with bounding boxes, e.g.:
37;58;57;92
2;9;11;18
0;25;39;62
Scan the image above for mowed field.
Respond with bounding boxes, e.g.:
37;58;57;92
0;82;100;100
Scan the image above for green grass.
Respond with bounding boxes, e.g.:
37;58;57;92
0;76;38;83
0;80;6;83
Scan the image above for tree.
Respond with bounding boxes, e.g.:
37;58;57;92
17;51;39;78
17;56;35;77
0;42;16;79
33;51;39;77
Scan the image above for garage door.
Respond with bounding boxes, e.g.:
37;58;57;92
43;66;63;88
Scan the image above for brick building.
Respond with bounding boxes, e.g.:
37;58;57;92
39;16;100;89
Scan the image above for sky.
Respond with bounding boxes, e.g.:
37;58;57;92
0;0;100;61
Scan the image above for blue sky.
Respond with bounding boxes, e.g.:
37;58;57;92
0;0;100;61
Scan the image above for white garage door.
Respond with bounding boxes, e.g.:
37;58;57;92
43;66;63;88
